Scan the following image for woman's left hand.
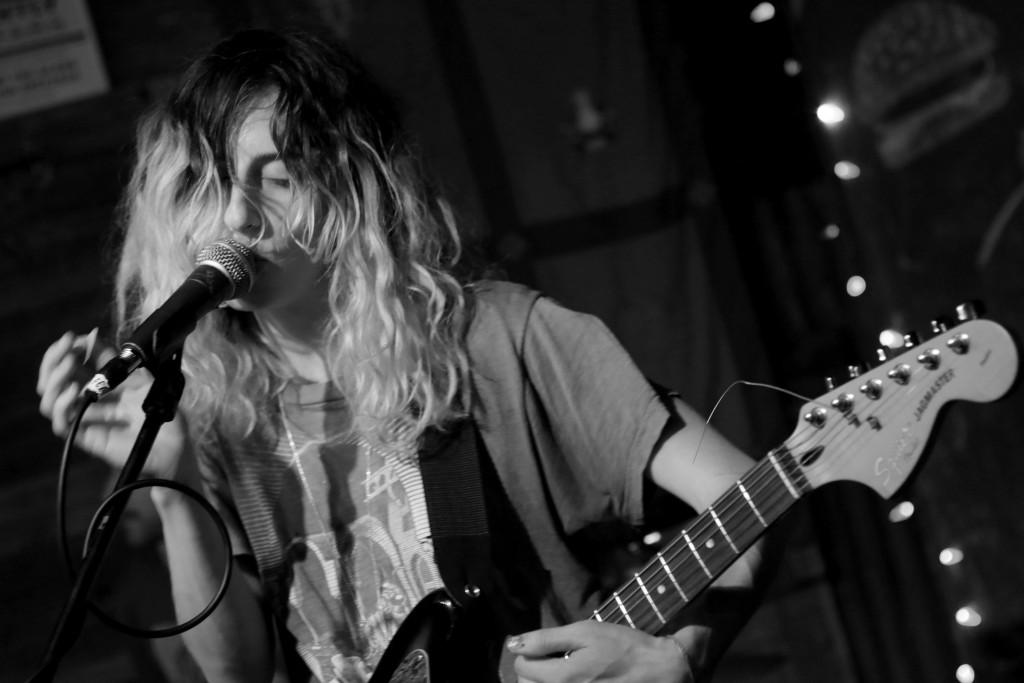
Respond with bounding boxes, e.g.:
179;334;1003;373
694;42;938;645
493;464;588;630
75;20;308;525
507;621;692;683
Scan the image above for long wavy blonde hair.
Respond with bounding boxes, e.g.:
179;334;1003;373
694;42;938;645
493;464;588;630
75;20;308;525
114;29;473;448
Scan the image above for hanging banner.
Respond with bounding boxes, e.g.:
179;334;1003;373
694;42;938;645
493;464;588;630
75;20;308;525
0;0;109;121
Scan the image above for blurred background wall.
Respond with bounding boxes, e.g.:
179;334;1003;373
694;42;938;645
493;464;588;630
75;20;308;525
2;1;1022;681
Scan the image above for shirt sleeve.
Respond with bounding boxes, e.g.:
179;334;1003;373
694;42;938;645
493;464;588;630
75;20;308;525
520;296;671;530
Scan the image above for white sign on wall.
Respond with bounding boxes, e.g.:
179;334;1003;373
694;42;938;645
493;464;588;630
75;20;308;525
0;0;109;121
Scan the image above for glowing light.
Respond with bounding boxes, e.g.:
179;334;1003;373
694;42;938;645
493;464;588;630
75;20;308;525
878;329;903;349
834;161;861;180
642;531;663;546
846;275;867;297
956;664;976;683
750;3;775;23
783;59;802;76
822;223;840;240
939;547;964;566
956;606;982;627
888;501;914;522
816;102;846;126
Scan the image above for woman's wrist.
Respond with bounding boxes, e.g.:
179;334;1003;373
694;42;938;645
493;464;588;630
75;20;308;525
149;458;203;511
669;625;713;682
661;635;692;682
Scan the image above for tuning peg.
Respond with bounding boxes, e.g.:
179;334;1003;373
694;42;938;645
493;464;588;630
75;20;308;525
955;302;978;321
803;407;828;428
930;318;951;334
903;332;920;348
824;376;836;391
887;364;911;385
947;333;970;355
848;363;864;378
917;348;941;369
831;392;855;412
859;378;883;399
876;347;889;362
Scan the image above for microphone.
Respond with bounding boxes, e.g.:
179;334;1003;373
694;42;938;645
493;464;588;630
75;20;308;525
83;239;256;400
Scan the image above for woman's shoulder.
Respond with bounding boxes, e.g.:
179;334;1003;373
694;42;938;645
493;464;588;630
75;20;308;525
470;279;540;309
465;280;543;350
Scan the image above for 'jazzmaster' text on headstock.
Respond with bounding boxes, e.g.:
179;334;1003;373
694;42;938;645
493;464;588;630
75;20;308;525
913;368;955;422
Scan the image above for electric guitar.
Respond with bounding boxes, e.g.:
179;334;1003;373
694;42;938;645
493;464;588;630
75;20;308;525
371;310;1019;683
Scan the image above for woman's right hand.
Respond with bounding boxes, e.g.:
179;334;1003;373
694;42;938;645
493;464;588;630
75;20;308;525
37;330;192;483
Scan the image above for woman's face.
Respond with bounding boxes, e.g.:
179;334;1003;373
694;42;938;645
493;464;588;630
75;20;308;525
219;100;324;313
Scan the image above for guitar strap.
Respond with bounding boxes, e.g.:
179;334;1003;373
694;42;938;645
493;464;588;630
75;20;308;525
418;418;548;637
418;419;495;603
416;285;552;648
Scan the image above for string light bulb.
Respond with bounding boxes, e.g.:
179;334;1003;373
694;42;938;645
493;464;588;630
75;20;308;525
750;3;775;23
846;275;867;297
834;161;861;180
955;606;982;627
939;547;964;566
888;501;914;522
816;102;846;126
879;329;903;349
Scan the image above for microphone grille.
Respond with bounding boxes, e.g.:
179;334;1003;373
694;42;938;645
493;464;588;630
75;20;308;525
195;239;255;296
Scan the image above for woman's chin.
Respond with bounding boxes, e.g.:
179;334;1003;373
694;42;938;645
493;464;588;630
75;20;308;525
222;298;261;313
222;285;281;311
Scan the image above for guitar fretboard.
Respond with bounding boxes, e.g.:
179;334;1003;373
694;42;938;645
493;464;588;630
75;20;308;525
590;447;809;633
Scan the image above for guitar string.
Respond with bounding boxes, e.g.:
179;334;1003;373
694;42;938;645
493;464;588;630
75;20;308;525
607;368;932;630
607;419;873;628
615;456;798;624
596;446;802;624
595;458;796;627
621;370;911;624
621;351;920;614
605;422;821;623
616;330;976;624
603;337;965;626
606;436;822;624
608;374;909;627
606;419;822;623
625;475;790;627
600;358;946;627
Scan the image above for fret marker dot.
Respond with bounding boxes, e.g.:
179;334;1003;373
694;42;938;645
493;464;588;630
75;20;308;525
657;585;666;595
705;539;715;549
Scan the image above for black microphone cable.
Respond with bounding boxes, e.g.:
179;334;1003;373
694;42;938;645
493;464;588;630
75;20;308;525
57;390;233;638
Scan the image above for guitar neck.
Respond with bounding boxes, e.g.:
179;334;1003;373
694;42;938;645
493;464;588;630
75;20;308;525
590;447;809;633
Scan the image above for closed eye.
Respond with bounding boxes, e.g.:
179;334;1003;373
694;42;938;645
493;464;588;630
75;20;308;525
261;175;292;189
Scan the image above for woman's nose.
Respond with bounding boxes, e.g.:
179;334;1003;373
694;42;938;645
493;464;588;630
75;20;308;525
223;184;262;243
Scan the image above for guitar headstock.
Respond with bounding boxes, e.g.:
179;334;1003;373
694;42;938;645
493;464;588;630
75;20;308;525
784;312;1018;498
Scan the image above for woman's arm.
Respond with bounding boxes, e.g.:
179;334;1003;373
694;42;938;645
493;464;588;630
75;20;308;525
509;396;781;682
153;464;279;683
648;397;779;678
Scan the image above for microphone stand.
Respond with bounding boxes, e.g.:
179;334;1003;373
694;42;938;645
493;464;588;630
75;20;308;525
29;348;185;683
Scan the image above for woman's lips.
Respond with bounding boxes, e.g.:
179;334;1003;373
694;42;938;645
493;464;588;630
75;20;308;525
250;252;273;269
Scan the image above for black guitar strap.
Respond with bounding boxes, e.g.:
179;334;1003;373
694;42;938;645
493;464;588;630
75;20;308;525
417;419;495;603
418;419;548;638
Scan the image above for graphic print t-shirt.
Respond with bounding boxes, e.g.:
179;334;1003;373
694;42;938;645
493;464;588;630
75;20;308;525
201;382;444;683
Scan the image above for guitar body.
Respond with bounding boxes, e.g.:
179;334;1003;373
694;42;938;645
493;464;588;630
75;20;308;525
369;589;456;683
370;589;500;683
